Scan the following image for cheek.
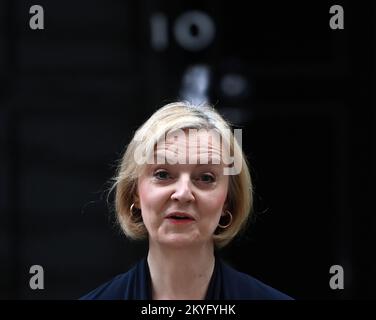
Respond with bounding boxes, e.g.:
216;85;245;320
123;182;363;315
138;181;156;210
138;180;149;205
138;180;167;213
201;186;228;216
138;181;157;229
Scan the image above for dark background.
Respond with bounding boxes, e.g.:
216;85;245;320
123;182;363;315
0;0;374;299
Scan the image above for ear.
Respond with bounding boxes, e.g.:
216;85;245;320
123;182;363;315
133;181;142;207
221;196;231;215
133;191;140;208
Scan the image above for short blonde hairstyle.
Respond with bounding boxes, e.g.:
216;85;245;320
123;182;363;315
112;101;253;248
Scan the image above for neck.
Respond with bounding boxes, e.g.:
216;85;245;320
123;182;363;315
147;242;215;300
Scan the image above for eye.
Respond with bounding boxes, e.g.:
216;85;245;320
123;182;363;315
199;173;216;183
153;169;170;180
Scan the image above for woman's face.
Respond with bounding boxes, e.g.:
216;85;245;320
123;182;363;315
136;129;229;248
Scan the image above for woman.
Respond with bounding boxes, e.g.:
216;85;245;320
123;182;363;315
81;101;292;300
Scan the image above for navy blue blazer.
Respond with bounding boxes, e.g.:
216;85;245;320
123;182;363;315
80;255;292;300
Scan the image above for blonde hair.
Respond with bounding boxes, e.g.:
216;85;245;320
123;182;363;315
112;101;253;248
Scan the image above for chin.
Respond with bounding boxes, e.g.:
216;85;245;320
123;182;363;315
160;235;201;248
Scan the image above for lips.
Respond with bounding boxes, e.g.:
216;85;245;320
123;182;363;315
165;212;195;221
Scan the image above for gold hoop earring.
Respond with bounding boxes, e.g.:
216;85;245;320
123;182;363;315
218;210;232;228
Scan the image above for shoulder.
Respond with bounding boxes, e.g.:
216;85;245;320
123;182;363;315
79;263;138;300
220;260;293;300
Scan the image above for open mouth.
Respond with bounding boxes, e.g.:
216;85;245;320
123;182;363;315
165;213;195;223
167;215;194;221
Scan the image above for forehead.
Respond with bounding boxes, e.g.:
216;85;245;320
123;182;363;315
154;129;227;165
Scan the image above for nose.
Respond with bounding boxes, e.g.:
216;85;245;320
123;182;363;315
170;174;195;203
